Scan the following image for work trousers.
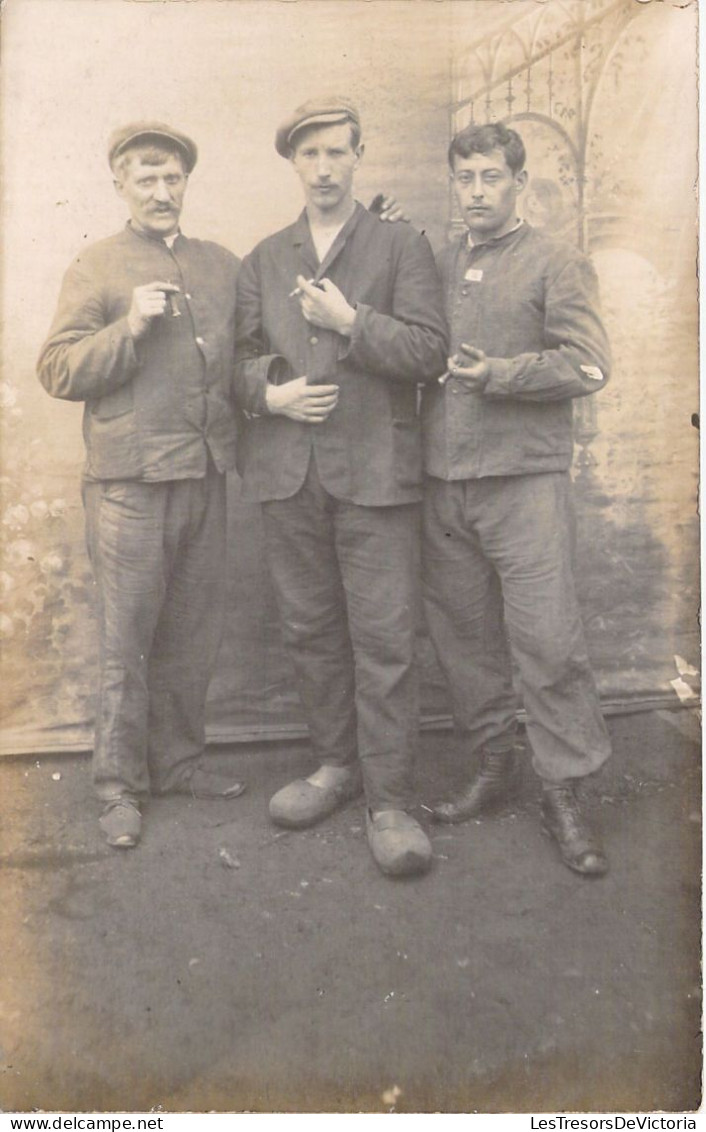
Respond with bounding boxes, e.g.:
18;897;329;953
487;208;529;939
261;459;420;811
83;467;227;803
422;472;611;782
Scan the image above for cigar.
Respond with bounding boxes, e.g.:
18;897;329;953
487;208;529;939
167;291;181;317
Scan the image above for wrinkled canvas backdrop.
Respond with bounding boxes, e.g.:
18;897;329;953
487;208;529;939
0;0;698;754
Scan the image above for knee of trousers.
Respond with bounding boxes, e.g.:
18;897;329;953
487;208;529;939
518;639;596;695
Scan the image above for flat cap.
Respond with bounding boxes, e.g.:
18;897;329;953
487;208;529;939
275;96;360;158
108;121;198;173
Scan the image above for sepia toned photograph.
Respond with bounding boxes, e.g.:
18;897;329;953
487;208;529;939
0;0;700;1116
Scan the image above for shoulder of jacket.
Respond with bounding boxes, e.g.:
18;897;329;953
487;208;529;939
360;211;427;247
182;236;241;269
253;219;300;254
435;234;464;269
521;225;589;272
66;230;129;274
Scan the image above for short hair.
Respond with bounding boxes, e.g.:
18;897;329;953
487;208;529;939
289;118;362;156
448;123;526;175
111;143;187;178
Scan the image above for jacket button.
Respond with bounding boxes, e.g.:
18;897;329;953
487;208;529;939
185;293;192;300
195;336;205;345
309;336;319;345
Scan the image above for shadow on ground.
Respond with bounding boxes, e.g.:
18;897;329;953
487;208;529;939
0;709;701;1113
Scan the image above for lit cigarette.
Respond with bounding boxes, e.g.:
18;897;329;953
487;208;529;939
167;291;181;318
289;278;323;299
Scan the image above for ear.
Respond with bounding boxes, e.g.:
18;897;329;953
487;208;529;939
354;142;365;166
113;177;125;202
515;170;528;196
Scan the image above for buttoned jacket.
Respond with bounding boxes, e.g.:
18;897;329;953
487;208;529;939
234;203;448;505
422;222;611;480
37;224;240;481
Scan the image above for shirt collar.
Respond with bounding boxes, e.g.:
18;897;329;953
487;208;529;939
467;218;524;250
126;221;183;247
291;200;364;248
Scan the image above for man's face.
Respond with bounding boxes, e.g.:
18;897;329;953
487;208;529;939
451;148;527;241
114;151;187;238
290;122;362;215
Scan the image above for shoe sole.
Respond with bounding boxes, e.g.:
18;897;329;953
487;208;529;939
106;836;139;849
372;851;432;878
189;782;246;800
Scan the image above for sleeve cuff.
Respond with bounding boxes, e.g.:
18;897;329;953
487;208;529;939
482;357;514;396
337;303;366;361
260;354;292;414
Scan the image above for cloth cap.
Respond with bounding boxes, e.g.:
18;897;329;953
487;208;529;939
108;122;198;173
275;97;360;157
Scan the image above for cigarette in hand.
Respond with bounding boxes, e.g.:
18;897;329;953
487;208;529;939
289;279;324;299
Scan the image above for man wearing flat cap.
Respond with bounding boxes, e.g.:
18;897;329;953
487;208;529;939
234;97;448;877
37;122;245;848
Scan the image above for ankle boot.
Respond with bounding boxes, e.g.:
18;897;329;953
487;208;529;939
540;782;608;876
432;750;519;824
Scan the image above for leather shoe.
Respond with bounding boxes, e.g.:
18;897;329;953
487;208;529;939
432;749;519;824
269;765;363;829
169;766;246;800
540;782;608;876
99;799;141;849
366;810;432;877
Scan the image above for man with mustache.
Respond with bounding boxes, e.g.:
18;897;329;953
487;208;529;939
234;97;448;877
421;122;612;876
37;123;246;848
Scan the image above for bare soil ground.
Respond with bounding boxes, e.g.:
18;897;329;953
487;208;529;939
0;709;701;1113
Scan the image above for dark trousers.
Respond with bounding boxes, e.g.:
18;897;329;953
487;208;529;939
422;472;611;783
83;468;226;803
261;460;420;811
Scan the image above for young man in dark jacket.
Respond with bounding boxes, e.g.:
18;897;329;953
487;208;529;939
422;122;612;876
234;97;448;877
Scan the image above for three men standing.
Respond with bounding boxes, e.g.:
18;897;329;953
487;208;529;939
422;123;611;875
234;98;448;876
37;109;611;879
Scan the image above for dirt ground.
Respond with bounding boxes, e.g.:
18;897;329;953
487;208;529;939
0;708;701;1114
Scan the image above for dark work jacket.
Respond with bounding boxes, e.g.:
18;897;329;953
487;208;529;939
233;203;448;505
422;222;611;480
37;224;240;481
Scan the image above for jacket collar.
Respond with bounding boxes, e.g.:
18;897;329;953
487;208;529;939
125;221;184;248
290;201;365;280
465;219;530;254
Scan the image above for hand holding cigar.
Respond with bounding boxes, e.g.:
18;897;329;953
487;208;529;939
127;281;181;339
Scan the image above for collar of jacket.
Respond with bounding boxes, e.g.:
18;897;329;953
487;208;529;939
290;201;366;279
125;221;184;248
466;218;530;253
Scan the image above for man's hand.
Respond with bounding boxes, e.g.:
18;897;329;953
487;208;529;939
370;194;411;224
296;276;356;337
447;343;491;391
265;375;339;423
127;281;180;339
